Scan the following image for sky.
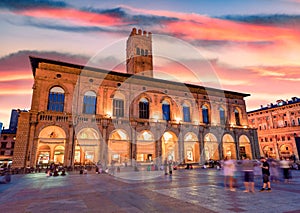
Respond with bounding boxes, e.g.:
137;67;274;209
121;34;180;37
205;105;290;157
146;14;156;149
1;0;300;128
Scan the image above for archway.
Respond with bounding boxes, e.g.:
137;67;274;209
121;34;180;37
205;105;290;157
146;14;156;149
137;130;155;162
262;145;276;159
77;128;101;165
161;131;178;162
184;132;200;163
239;135;252;159
223;134;237;159
54;145;65;164
37;126;66;166
108;129;130;165
279;144;293;159
37;145;50;165
204;133;219;161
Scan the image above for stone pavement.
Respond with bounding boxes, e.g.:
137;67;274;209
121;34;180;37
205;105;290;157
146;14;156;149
0;168;300;213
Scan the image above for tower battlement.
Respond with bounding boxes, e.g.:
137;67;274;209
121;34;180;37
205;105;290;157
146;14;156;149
126;28;153;77
130;28;152;38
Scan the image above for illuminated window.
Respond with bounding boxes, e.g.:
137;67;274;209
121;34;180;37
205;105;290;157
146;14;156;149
202;105;209;124
113;99;124;118
83;91;96;114
183;103;191;122
162;100;170;121
234;109;241;126
219;107;225;125
48;86;65;112
139;98;149;119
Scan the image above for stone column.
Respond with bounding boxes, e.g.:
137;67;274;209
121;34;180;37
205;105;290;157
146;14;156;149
130;120;137;166
233;129;240;160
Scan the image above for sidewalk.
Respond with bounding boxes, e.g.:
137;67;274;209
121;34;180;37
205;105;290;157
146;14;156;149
0;168;300;213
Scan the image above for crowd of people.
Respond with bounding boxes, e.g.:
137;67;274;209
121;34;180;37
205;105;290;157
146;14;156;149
221;156;297;192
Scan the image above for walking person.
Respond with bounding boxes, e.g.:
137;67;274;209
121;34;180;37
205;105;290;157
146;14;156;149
259;157;271;192
223;156;236;191
280;158;291;183
242;157;255;193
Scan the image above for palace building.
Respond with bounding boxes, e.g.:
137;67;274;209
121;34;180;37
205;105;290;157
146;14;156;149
248;98;300;160
12;28;259;168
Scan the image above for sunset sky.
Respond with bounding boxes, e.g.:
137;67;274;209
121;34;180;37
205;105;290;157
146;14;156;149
1;0;300;128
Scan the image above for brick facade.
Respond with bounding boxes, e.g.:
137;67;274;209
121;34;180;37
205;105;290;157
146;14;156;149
12;28;259;168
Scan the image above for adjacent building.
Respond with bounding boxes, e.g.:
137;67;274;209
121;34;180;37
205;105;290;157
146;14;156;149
12;28;259;168
248;98;300;160
0;109;22;164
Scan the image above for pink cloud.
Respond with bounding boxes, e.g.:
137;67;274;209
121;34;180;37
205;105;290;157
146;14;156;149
16;8;130;26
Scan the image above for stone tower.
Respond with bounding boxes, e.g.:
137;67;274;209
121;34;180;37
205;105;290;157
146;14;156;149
126;28;153;77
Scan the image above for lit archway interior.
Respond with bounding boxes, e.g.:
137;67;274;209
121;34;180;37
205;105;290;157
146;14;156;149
262;145;275;158
162;131;178;162
204;133;219;161
77;128;100;165
54;145;65;164
37;145;50;165
37;126;66;165
223;134;236;159
108;129;129;165
239;135;252;159
137;130;155;162
279;144;293;158
184;132;200;163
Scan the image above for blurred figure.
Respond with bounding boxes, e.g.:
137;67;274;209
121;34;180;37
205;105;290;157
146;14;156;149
223;156;236;191
242;157;255;193
270;159;280;182
259;157;271;192
280;158;291;183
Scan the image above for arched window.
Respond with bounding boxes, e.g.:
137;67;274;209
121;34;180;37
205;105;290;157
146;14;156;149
113;99;124;118
234;108;241;126
136;47;140;55
202;105;209;124
48;86;65;112
141;49;144;56
145;50;148;56
183;103;191;122
162;100;170;121
219;107;225;125
139;98;149;119
83;91;96;114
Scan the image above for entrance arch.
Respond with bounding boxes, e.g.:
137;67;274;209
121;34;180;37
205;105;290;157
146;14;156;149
162;131;178;162
204;133;219;161
77;128;101;165
54;145;65;164
279;144;293;158
262;145;276;159
37;145;50;165
108;129;130;165
184;132;200;163
239;135;252;159
137;130;155;162
223;134;237;159
37;126;66;166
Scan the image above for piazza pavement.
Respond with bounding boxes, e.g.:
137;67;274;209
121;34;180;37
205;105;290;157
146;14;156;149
0;166;300;213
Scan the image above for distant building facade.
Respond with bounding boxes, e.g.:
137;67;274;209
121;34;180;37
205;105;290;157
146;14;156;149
0;109;22;163
248;98;300;160
13;28;259;168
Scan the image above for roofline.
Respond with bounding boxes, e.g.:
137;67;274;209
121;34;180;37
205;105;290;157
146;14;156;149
29;56;250;98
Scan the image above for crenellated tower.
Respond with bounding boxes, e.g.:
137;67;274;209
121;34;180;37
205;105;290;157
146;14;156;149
126;28;153;77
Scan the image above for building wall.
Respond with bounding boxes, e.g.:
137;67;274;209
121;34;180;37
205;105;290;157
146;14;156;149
12;29;259;168
248;99;300;160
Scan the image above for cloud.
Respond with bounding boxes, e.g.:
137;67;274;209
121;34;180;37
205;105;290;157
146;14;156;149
217;14;300;27
0;0;68;10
